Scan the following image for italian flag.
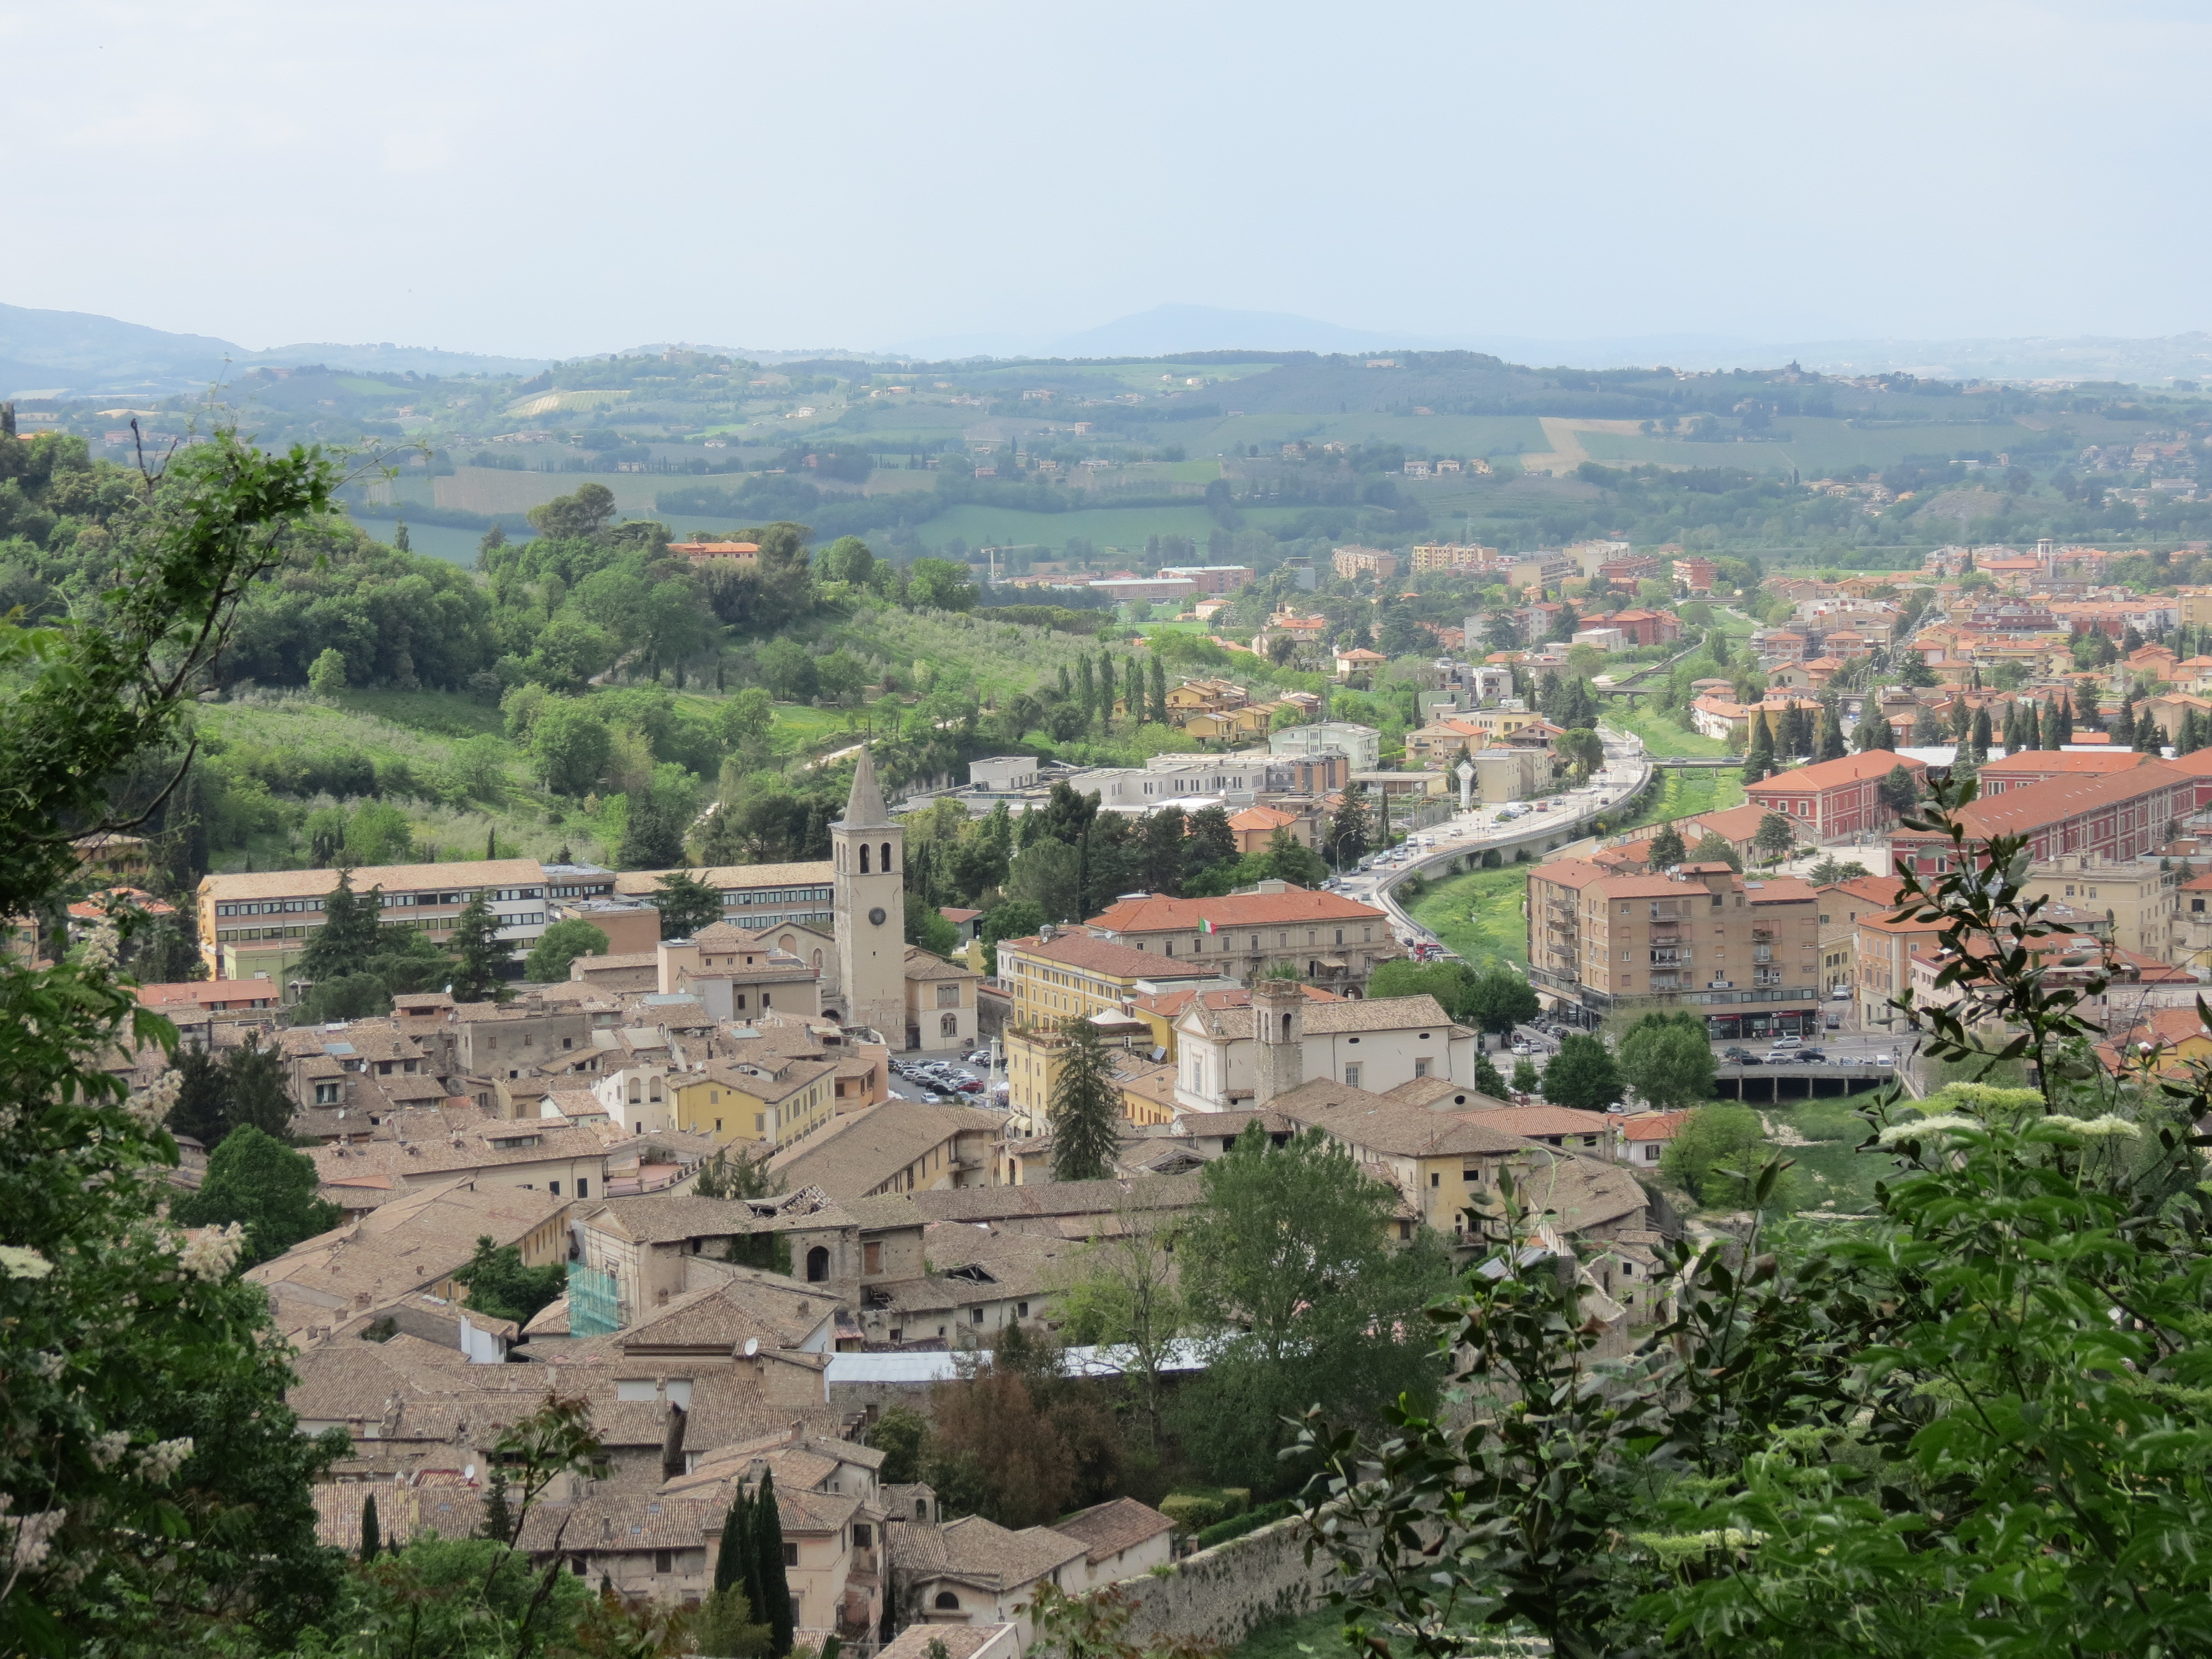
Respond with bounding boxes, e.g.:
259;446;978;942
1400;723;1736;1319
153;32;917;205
1201;917;1217;934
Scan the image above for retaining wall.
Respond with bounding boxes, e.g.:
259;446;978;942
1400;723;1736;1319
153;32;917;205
1106;1517;1338;1649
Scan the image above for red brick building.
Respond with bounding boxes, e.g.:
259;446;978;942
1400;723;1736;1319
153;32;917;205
1604;608;1682;648
1745;749;1928;843
1976;749;2152;795
1891;761;2194;877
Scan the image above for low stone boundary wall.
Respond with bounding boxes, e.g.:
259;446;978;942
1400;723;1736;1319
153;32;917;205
1107;1517;1338;1649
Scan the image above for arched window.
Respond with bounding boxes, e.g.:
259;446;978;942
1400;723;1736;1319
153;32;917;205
812;950;823;971
806;1246;830;1282
933;1592;960;1611
880;841;893;873
941;1013;958;1038
859;844;870;874
1282;1013;1293;1040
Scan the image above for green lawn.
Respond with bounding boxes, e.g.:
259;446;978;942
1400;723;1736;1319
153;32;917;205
1230;1608;1352;1659
1610;706;1732;759
332;688;504;739
1757;1093;1897;1214
1406;863;1530;969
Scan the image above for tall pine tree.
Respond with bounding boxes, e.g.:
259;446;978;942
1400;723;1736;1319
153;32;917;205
755;1471;794;1656
448;891;510;1003
1969;706;1993;762
2048;692;2073;746
359;1492;381;1563
1097;654;1116;731
299;870;380;983
1048;1016;1121;1181
2114;692;2138;752
1149;655;1168;725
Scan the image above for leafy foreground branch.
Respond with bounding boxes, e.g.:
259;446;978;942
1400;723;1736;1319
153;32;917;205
1296;775;2212;1658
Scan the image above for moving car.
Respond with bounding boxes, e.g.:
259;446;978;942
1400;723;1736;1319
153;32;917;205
1768;1035;1804;1050
1721;1046;1757;1064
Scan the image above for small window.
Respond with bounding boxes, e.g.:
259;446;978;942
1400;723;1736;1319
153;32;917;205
782;1542;799;1568
654;1550;674;1574
971;1306;984;1325
934;1591;961;1610
1343;1064;1360;1088
549;1181;560;1197
576;1178;588;1198
1428;1172;1439;1187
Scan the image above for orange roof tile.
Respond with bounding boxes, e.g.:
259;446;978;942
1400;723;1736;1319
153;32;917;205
1086;887;1383;933
1747;748;1924;794
1978;749;2150;778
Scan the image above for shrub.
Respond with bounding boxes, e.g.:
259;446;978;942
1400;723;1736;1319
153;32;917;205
1192;1499;1295;1550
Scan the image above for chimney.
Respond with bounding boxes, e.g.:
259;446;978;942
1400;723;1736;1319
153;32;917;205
1251;977;1305;1107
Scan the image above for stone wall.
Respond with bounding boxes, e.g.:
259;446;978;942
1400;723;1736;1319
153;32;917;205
1105;1518;1337;1650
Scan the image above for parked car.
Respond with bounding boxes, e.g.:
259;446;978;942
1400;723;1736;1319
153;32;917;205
1721;1046;1755;1063
1511;1042;1532;1056
1874;1052;1894;1066
1797;1048;1828;1063
1768;1035;1804;1050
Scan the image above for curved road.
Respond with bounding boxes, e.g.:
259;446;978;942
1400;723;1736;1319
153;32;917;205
1335;726;1655;959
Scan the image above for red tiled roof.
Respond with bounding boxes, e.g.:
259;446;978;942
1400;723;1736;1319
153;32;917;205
1000;932;1220;980
1619;1110;1691;1142
1086;887;1383;933
1527;859;1611;889
1690;804;1772;841
1933;760;2189;841
1746;749;1923;794
1819;875;1906;906
1745;877;1818;904
1978;749;2150;778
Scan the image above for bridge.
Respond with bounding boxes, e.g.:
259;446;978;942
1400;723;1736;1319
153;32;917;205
1713;1062;1896;1103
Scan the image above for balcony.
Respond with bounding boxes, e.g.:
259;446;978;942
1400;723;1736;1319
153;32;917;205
1648;949;1689;966
1752;948;1773;964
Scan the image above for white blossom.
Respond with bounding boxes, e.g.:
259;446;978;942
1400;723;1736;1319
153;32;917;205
138;1438;194;1483
88;1431;130;1470
1876;1114;1980;1146
0;1245;54;1280
128;1068;181;1129
2043;1114;2141;1140
27;1350;65;1380
176;1223;245;1283
1;1499;66;1573
76;920;119;973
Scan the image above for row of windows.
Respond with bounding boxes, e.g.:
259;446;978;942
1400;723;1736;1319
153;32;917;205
214;887;542;917
723;888;833;907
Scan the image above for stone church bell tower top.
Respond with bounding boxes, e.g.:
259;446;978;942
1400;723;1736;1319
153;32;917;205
838;746;895;831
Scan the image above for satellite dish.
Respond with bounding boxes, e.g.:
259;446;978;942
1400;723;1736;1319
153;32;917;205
464;1464;477;1481
744;1338;760;1357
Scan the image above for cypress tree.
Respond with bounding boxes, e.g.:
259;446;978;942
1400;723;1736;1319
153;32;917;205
2115;693;2137;752
714;1492;751;1595
1970;706;1993;762
755;1471;794;1656
1817;698;1848;762
359;1493;381;1563
1742;711;1774;784
2048;693;2073;746
1149;655;1168;724
1097;654;1116;731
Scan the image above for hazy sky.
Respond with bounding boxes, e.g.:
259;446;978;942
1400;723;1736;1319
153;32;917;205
3;0;2206;357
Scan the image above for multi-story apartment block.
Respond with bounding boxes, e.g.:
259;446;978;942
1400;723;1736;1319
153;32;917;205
1269;721;1381;773
1525;859;1822;1041
2022;858;2180;966
1331;545;1400;582
1815;875;1904;1008
199;858;552;983
1155;564;1255;593
1409;542;1500;573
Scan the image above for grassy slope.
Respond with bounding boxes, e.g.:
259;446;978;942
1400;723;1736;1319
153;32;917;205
1577;416;2037;475
1406;864;1531;969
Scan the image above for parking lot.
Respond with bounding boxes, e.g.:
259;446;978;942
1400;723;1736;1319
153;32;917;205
885;1047;1005;1105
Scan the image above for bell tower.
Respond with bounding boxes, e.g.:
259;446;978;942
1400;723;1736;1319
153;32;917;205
832;747;909;1046
1251;975;1306;1106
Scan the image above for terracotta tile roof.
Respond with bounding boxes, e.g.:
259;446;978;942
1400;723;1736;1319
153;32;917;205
1746;749;1922;792
1744;877;1818;905
135;979;281;1009
580;1190;849;1246
767;1101;1003;1199
1271;1083;1533;1155
1086;886;1383;934
1930;760;2189;841
1526;858;1611;890
878;1625;1013;1659
1619;1110;1692;1142
1978;749;2150;778
902;1173;1202;1226
930;1514;1089;1589
313;1479;485;1550
1178;992;1456;1040
1227;805;1299;831
1454;1105;1612;1139
610;862;833;899
1003;932;1220;982
1129;983;1344;1021
1052;1496;1175;1563
615;1270;842;1352
1381;1077;1511;1110
1819;875;1906;906
1688;804;1772;842
904;946;981;982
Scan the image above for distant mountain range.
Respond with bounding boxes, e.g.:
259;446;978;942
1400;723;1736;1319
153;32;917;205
0;302;552;398
7;297;2212;399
